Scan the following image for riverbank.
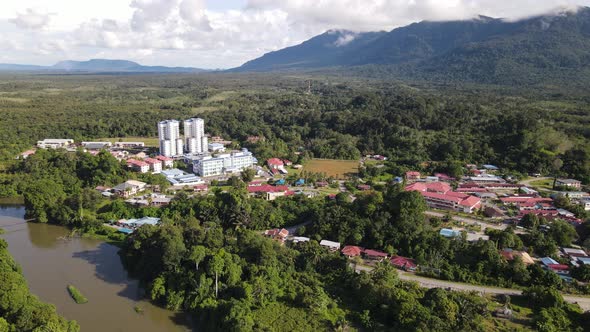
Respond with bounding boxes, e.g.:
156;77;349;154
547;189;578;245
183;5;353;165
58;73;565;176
0;206;191;332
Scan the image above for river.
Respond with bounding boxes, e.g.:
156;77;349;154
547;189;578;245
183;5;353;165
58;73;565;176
0;206;191;332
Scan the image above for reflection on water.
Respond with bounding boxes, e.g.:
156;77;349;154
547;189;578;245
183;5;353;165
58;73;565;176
0;206;191;332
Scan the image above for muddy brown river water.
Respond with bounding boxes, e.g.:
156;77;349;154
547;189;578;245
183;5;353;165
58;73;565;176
0;206;191;332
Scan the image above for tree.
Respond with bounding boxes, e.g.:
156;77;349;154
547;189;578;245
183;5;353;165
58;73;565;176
209;250;226;298
571;264;590;282
190;245;207;271
240;168;256;183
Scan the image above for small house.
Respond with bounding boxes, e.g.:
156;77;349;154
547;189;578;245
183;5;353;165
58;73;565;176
363;249;388;261
390;256;417;271
320;240;341;251
341;245;363;258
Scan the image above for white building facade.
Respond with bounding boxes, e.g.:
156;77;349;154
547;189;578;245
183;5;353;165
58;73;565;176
193;149;255;177
158;120;183;157
184;118;207;154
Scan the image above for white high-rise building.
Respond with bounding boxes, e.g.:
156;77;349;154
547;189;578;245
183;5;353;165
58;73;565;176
158;120;183;157
184;118;206;154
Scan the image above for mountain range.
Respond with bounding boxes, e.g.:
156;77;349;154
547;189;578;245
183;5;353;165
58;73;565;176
234;7;590;85
2;8;590;85
0;59;207;73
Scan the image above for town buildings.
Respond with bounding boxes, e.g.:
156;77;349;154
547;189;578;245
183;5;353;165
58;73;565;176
405;182;482;213
158;120;183;157
556;178;582;189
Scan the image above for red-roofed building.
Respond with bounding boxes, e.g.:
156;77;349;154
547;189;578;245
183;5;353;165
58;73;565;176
248;185;290;200
267;158;284;169
341;245;363;258
19;149;36;159
127;159;149;173
405;171;421;181
501;197;553;204
194;184;209;193
144;157;163;173
547;264;570;274
363;249;388;261
283;159;293;166
264;228;289;243
390;256;417;271
156;155;174;168
434;173;455;182
405;181;451;194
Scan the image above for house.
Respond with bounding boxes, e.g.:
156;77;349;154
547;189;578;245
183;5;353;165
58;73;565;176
264;228;289;242
247;184;293;200
292;236;310;244
283;159;293;166
295;178;305;186
117;216;160;230
19;149;36;159
267;158;284;170
112;180;147;198
390;256;417;271
434;173;455;182
320;240;341;251
156;155;174;168
144;158;163;173
127;159;150;173
194;184;209;193
357;184;371;191
363;249;388;261
440;228;461;238
405;171;421;180
556;179;581;189
316;181;329;187
341;245;363;258
562;248;588;259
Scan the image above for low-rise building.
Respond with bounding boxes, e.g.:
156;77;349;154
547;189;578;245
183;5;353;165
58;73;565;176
363;249;388;261
126;159;150;173
320;240;341;251
556;178;582;189
193;149;255;177
113;142;145;148
405;171;421;180
162;168;204;187
113;180;147;198
81;141;112;150
208;143;226;152
390;256;417;271
144;157;163;173
440;228;461;238
341;245;363;258
37;139;74;149
156;155;174;168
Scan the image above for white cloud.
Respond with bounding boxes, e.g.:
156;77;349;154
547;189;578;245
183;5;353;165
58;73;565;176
0;0;588;68
10;8;52;30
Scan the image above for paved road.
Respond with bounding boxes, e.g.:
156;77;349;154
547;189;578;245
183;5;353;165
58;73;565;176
354;264;590;311
425;210;506;231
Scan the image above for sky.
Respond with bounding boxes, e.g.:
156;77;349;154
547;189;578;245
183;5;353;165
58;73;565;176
0;0;588;69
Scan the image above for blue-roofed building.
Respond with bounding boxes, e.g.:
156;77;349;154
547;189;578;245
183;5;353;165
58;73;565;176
393;177;403;184
295;178;305;186
275;179;286;185
483;164;499;170
118;228;133;234
439;228;461;238
577;257;590;265
541;257;559;266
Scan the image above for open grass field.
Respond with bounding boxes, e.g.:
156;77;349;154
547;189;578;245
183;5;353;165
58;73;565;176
529;178;554;190
98;137;159;147
303;159;359;179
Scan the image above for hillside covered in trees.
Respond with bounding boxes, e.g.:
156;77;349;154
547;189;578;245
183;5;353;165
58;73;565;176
236;7;590;87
